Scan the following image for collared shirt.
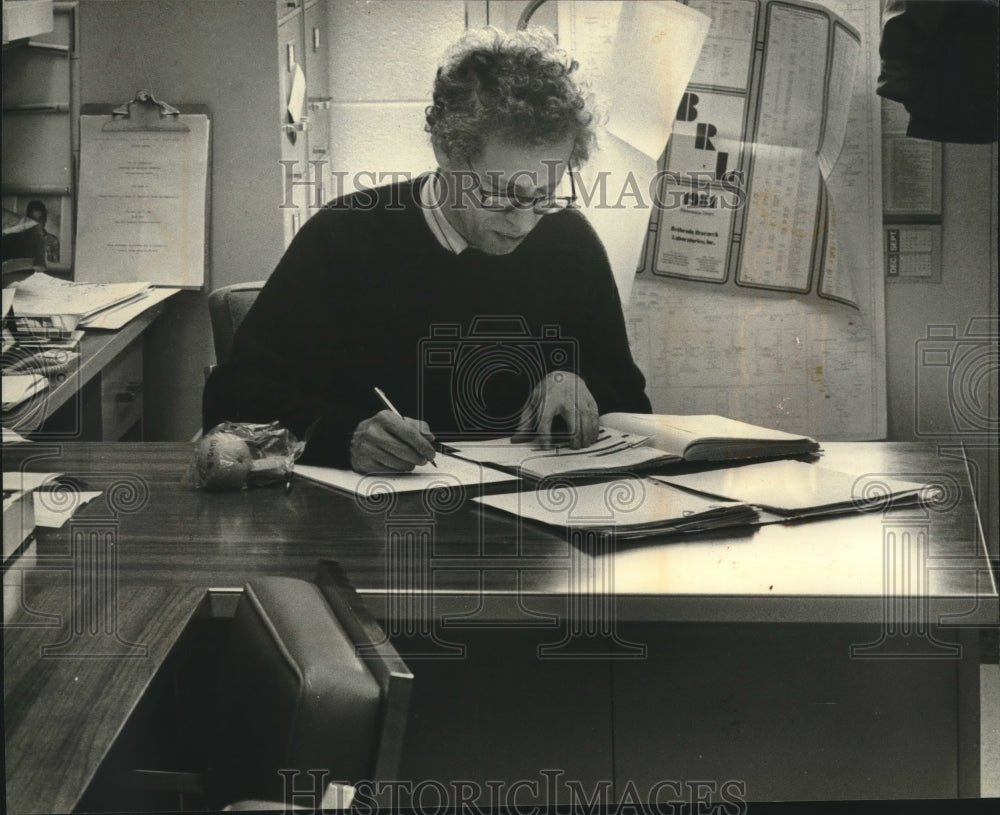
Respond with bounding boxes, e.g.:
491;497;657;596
419;171;469;255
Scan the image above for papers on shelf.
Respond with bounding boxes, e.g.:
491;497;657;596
653;459;938;520
1;373;48;411
295;453;518;497
79;286;180;330
474;476;759;540
10;272;151;321
4;273;177;333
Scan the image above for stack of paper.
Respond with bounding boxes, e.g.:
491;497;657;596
654;460;936;521
474;477;759;540
2;373;49;411
10;272;151;332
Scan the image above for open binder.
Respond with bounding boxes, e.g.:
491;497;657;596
75;91;211;289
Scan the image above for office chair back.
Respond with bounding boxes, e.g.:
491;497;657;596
207;281;265;366
206;561;413;809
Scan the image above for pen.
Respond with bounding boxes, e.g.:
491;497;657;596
373;386;438;467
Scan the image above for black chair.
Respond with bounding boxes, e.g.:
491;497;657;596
113;561;413;812
207;280;265;368
207;560;414;811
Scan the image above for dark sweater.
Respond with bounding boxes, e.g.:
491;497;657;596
203;178;650;467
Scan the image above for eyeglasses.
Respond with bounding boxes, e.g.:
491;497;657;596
466;162;578;214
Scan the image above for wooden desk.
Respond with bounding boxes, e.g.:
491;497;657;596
3;442;996;812
3;303;165;440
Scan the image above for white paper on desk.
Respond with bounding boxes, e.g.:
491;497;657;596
654;460;936;516
295;454;518;497
474;477;756;539
75;115;209;288
79;287;180;330
33;490;102;528
3;472;63;493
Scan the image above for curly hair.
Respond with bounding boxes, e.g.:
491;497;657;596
425;27;598;166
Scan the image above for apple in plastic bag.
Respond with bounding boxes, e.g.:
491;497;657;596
195;431;253;491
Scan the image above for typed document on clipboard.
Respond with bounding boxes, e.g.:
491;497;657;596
75;115;209;288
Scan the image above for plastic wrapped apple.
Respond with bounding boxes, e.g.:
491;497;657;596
194;430;253;491
191;421;305;491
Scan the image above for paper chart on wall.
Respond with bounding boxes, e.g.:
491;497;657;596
626;0;886;440
642;0;862;304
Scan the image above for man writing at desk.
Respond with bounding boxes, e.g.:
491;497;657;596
203;28;650;473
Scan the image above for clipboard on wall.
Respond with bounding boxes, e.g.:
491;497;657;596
75;91;211;289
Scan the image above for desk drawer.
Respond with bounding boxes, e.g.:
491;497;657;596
100;338;143;440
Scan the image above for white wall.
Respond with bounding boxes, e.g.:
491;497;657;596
325;0;467;194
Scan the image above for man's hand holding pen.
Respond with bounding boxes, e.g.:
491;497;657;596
349;372;599;473
350;388;438;474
